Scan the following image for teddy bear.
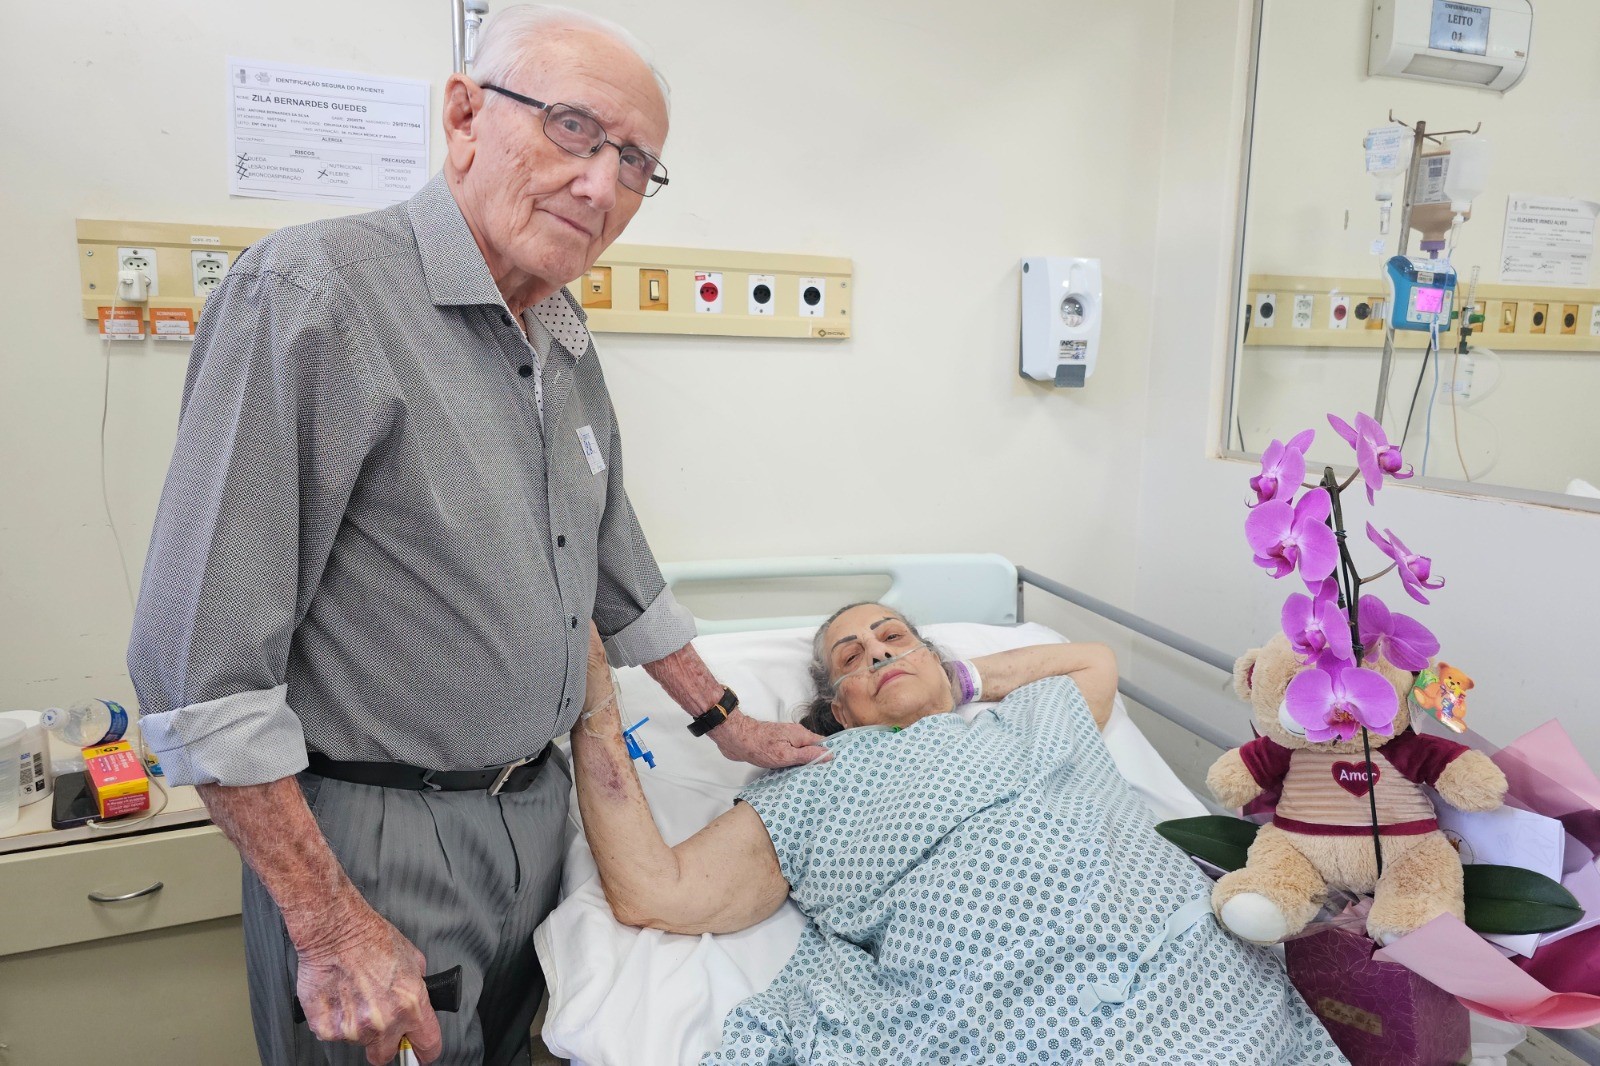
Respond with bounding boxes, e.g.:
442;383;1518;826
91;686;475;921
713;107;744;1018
1206;635;1508;946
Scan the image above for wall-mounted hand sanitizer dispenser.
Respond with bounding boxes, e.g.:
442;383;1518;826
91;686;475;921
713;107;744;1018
1020;257;1102;388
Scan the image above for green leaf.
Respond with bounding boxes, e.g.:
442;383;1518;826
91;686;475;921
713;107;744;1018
1155;816;1260;872
1463;864;1584;935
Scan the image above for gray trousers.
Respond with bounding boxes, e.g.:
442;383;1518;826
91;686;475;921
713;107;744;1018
241;751;571;1066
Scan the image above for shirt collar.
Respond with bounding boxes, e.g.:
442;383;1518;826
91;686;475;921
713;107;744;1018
407;173;593;359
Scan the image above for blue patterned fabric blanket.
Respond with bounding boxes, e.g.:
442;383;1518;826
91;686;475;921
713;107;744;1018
706;677;1346;1065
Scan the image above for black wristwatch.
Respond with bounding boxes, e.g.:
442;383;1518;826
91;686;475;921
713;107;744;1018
687;687;739;737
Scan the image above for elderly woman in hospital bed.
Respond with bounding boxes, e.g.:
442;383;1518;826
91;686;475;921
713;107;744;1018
571;604;1346;1064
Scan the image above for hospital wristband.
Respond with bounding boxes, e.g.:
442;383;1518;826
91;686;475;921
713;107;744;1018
950;660;983;705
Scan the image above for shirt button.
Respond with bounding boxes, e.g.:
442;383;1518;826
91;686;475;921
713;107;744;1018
564;697;572;708
518;364;533;378
556;534;566;547
570;616;578;629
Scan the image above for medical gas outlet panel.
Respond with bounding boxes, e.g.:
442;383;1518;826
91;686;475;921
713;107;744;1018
573;248;851;340
1242;273;1600;353
76;220;852;343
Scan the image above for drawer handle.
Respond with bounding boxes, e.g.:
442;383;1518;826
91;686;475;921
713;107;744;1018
88;881;165;904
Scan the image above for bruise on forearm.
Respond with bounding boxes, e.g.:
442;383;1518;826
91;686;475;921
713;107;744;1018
642;642;723;716
569;708;684;921
198;778;367;951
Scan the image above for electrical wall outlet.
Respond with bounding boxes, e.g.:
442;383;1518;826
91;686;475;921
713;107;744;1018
1589;304;1600;336
1561;303;1579;335
1530;302;1549;334
1253;291;1277;328
748;273;775;316
1328;295;1351;329
191;251;229;298
118;246;159;298
694;271;723;313
798;277;827;318
1291;293;1314;328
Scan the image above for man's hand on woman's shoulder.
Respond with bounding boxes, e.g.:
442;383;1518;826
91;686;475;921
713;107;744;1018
713;712;832;769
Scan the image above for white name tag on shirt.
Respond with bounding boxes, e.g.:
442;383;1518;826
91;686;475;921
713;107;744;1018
576;425;606;475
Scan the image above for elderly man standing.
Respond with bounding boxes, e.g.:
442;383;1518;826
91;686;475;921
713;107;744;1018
127;7;825;1065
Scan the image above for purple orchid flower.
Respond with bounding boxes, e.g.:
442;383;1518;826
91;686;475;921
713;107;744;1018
1281;578;1353;663
1366;524;1446;605
1245;488;1338;583
1285;654;1402;742
1329;413;1414;505
1358;595;1439;672
1250;429;1315;506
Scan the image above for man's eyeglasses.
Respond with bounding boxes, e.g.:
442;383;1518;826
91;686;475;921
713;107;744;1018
481;84;669;198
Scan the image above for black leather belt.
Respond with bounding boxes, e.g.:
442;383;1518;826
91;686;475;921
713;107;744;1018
306;746;552;796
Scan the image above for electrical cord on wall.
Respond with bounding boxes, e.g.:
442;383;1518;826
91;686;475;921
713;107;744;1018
99;292;138;614
1421;322;1442;475
1398;331;1437;453
1451;345;1472;481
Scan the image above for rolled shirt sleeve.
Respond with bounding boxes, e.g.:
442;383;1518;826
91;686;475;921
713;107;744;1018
128;266;391;786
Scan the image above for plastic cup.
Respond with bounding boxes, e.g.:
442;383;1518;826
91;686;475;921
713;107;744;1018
0;718;25;830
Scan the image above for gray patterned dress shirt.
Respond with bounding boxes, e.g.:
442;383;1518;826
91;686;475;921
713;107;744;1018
128;173;695;787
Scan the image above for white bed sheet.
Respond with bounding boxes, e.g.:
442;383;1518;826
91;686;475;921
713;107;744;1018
534;622;1206;1066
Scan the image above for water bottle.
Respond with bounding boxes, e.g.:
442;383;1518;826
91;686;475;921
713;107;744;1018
42;700;131;773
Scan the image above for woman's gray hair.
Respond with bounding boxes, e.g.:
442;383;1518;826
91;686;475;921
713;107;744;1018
471;4;672;115
799;603;943;738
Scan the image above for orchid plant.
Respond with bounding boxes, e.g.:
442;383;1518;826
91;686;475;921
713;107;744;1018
1245;415;1442;746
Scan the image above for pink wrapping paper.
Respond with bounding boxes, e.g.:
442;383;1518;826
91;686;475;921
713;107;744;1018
1375;915;1600;1028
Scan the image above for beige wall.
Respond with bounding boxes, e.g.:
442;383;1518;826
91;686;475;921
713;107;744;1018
1235;0;1600;495
10;0;1591;786
0;1;1173;712
1134;0;1600;780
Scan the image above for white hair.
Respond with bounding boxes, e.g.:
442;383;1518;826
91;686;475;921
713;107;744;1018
470;4;671;116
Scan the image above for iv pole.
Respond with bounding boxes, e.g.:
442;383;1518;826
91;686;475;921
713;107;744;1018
1372;113;1481;424
451;0;490;75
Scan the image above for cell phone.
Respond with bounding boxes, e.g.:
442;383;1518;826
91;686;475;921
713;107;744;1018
51;771;98;830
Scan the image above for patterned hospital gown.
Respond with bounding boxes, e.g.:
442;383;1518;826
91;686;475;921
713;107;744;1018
705;677;1347;1065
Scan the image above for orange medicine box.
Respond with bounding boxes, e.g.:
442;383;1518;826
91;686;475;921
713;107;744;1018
84;740;151;819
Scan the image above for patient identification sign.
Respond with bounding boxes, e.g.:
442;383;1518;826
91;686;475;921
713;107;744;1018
228;59;430;207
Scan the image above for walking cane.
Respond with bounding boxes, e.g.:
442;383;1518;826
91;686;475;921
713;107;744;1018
293;965;464;1065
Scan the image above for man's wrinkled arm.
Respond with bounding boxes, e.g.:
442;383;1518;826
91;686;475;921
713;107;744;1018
199;778;363;946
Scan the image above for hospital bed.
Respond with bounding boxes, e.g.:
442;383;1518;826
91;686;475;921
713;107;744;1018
533;554;1600;1066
